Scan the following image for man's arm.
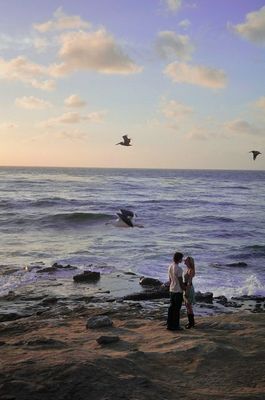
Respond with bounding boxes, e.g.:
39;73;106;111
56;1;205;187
178;276;186;291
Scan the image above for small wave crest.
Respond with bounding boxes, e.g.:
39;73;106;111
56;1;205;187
42;212;112;226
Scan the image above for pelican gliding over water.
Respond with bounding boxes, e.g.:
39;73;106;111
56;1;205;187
116;135;132;146
249;150;261;160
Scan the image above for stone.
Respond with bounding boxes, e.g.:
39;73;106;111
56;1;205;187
139;277;163;287
73;271;100;283
96;336;120;345
195;291;213;303
86;315;113;329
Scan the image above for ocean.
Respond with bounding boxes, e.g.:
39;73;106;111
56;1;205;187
0;167;264;299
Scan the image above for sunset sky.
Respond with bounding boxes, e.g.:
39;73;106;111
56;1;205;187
0;0;264;169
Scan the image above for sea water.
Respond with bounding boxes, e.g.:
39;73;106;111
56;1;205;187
0;167;264;298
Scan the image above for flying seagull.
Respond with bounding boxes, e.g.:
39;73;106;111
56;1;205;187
249;150;261;160
106;209;143;228
116;135;132;146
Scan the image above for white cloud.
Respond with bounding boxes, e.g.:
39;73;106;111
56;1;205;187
225;119;262;136
55;130;88;141
156;31;194;61
161;99;193;119
165;0;182;12
40;110;106;127
34;7;90;33
15;96;51;110
179;19;191;29
64;94;86;108
254;96;265;110
49;29;142;76
0;56;55;90
231;6;265;45
164;62;227;89
33;37;49;53
186;128;208;141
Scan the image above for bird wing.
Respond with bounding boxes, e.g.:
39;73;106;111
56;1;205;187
117;212;134;227
120;209;134;218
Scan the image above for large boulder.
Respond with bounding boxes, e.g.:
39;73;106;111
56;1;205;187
86;315;113;329
195;291;213;303
73;271;100;283
139;277;163;287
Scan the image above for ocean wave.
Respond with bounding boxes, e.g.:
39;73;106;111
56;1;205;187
40;212;112;226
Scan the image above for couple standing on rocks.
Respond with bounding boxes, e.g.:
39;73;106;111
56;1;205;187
167;252;196;331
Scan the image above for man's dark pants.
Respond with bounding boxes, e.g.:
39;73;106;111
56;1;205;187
167;292;183;329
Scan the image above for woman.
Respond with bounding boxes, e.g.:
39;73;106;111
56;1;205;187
183;256;196;329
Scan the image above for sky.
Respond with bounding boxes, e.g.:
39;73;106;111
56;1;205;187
0;0;264;169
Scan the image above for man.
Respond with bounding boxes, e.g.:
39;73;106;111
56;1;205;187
167;251;186;331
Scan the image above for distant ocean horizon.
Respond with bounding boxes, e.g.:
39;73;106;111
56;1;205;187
0;166;264;299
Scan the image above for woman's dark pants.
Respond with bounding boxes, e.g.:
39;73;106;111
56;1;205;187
167;292;183;330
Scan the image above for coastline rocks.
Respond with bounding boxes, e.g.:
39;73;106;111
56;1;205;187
37;263;78;274
96;335;120;345
195;291;213;303
73;271;100;283
86;316;113;329
139;277;163;287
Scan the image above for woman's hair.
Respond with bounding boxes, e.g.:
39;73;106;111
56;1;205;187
173;252;184;263
186;256;195;273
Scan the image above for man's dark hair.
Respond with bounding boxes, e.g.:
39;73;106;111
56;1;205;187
173;252;183;263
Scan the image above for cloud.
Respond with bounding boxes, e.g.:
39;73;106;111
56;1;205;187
156;31;194;61
231;6;265;45
49;29;142;76
0;56;55;90
179;19;191;29
33;37;49;53
55;130;88;141
40;110;106;127
225;119;262;136
64;94;86;108
254;96;265;110
164;0;182;12
161;99;193;119
15;96;52;110
164;62;227;89
34;7;90;33
186;128;208;140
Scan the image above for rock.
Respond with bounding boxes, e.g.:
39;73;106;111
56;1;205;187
123;287;169;301
231;295;265;302
0;313;26;322
225;262;248;267
139;277;163;287
0;341;6;346
73;271;100;283
195;291;213;303
86;315;113;329
96;336;120;345
37;263;78;274
214;296;228;305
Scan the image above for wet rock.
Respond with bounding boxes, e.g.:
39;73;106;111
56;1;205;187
195;291;213;303
231;295;265;302
86;315;113;329
225;262;248;267
0;341;6;346
123;287;169;301
139;277;163;287
73;271;100;283
15;338;66;348
0;313;28;322
96;335;120;345
41;297;58;306
37;263;78;274
214;296;228;305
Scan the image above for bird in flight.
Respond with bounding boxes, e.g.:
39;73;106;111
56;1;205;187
249;150;261;160
116;135;132;146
